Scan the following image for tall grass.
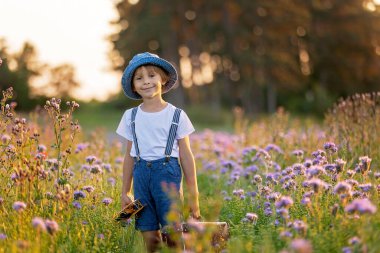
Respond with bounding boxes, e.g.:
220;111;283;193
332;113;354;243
0;88;379;252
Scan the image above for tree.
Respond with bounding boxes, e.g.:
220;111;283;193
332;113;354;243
40;64;81;99
0;39;43;110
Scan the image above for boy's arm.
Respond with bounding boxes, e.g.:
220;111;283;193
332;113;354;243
121;140;134;209
178;136;201;219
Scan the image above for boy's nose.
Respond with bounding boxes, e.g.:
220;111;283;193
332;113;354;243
143;76;150;84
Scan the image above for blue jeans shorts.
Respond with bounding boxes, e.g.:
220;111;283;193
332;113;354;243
133;157;182;231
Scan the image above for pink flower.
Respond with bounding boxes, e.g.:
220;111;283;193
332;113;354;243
102;197;113;206
13;201;27;212
345;198;377;214
245;213;258;223
290;239;313;253
32;217;47;232
45;219;59;235
275;196;294;209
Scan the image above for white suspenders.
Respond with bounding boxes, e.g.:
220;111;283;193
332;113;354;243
131;106;182;161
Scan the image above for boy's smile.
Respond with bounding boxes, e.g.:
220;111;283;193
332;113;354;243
133;66;164;99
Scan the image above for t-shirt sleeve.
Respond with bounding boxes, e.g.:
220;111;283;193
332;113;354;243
176;110;195;139
116;110;133;141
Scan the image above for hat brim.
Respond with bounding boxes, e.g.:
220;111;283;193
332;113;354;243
121;56;178;100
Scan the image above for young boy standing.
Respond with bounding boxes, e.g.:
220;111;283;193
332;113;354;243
116;52;201;252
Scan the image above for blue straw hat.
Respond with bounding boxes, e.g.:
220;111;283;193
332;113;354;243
121;52;178;100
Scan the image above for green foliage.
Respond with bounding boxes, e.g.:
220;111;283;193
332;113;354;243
1;88;380;252
109;0;380;115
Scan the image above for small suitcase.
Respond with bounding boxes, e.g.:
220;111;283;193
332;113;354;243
162;221;229;252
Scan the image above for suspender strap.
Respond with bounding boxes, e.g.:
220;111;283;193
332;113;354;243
164;108;182;159
131;107;140;160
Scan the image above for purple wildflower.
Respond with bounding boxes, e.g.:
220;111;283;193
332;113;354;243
102;163;112;172
73;190;86;200
276;207;289;219
292;149;304;157
37;144;47;152
264;207;273;216
345;179;359;187
253;175;262;184
301;197;311;205
264;144;283;154
1;134;11;144
242;146;258;157
245;213;258;223
275;196;294;209
342;247;353;253
115;157;123;164
324;142;338;153
32;217;47;232
204;161;217;171
303;159;313;168
233;189;245;197
90;165;103;174
246;191;257;198
86;155;97;164
358;183;372;192
312;149;326;158
72;201;82;209
102;197;113;206
260;186;272;197
98;233;105;239
290;239;313;253
292;163;305;175
334;182;352;195
359;156;371;172
335;158;346;173
304;178;329;193
45;219;59;235
280;230;292;238
224;196;232;201
267;192;281;202
345;198;377;214
82;185;95;193
75;143;89;153
107;177;116;186
13;201;27;212
0;233;6;240
348;236;361;245
306;166;326;178
324;164;337;173
292;220;307;235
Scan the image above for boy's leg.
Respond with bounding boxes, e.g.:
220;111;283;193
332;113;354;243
141;230;161;253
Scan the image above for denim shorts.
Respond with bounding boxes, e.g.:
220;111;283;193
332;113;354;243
133;157;182;231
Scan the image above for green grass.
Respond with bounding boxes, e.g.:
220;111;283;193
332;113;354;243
72;102;235;134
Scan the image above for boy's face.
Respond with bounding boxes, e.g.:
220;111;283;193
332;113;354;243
132;66;164;99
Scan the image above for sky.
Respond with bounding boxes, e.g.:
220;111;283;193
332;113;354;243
0;0;121;101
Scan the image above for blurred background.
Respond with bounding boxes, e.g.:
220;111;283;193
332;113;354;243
1;0;380;132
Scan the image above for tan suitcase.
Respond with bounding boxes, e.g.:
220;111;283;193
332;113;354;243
162;221;229;252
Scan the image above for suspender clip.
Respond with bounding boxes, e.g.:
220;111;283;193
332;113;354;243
165;155;170;162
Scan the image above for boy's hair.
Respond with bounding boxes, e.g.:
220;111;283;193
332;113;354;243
132;65;170;89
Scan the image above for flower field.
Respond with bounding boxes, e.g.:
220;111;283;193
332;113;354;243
0;87;379;253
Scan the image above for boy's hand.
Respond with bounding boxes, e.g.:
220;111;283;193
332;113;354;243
190;209;202;221
121;195;133;209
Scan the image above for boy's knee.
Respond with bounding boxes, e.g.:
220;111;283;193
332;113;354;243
142;231;161;252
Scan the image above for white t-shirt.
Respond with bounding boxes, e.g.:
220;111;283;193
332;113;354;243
116;103;195;160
